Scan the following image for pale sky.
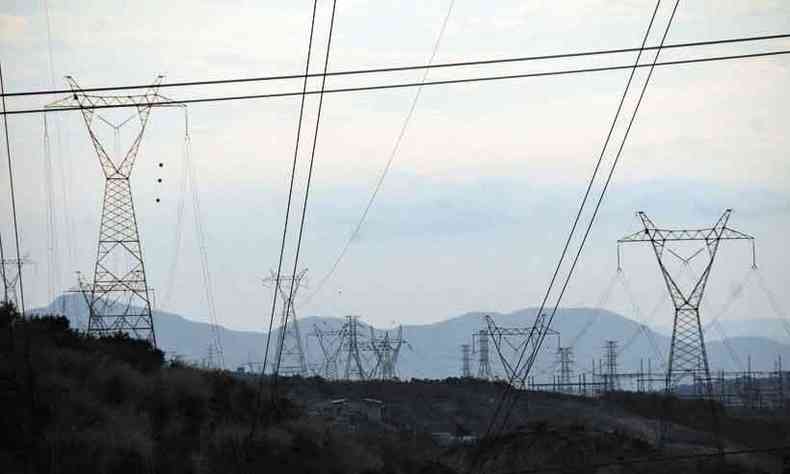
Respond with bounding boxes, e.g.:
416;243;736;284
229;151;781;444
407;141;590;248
1;1;789;332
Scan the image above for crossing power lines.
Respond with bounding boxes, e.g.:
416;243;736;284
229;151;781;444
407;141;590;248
2;36;790;116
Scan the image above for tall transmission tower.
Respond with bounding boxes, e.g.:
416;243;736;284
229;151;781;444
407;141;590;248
263;269;309;377
618;210;756;394
557;346;574;393
461;344;471;378
46;76;180;346
369;326;405;380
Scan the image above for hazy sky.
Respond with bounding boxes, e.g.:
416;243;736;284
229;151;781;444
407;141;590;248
1;1;789;332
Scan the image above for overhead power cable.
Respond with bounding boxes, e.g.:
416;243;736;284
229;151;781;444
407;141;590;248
260;0;320;390
278;0;338;381
505;0;682;434
5;49;790;117
484;0;666;440
3;32;790;98
300;0;455;308
0;62;25;315
250;1;320;443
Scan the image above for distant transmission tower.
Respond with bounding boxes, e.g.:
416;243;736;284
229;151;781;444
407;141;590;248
461;344;471;378
557;346;574;393
263;269;309;377
0;256;31;308
46;76;180;346
342;315;368;380
475;329;492;380
311;315;372;381
618;210;756;394
313;323;340;379
483;315;559;385
369;326;405;380
603;340;620;392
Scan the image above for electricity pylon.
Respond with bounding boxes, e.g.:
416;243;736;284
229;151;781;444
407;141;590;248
603;340;620;392
482;315;560;386
475;329;492;380
263;269;309;377
46;76;180;346
313;315;372;381
556;346;574;392
461;344;471;378
618;209;755;447
618;210;755;393
369;326;405;380
0;256;31;309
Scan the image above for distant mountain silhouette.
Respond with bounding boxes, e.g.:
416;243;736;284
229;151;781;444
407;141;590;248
33;294;790;381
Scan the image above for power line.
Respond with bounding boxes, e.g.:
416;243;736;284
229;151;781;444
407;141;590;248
250;0;321;443
497;0;682;439
3;32;790;98
484;0;664;440
0;62;26;315
301;0;455;308
6;49;790;117
260;0;319;386
278;0;338;379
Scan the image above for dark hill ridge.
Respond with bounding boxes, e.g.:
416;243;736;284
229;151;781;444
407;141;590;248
34;294;790;378
6;303;778;474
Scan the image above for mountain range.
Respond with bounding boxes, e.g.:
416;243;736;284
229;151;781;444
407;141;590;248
34;294;790;382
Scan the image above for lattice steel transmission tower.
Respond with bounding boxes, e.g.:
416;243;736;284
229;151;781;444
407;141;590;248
475;329;492;380
263;269;309;377
369;326;405;380
313;323;340;379
557;346;574;392
461;344;471;378
46;76;180;346
602;340;620;392
618;210;756;395
1;256;31;309
311;315;373;380
482;315;560;386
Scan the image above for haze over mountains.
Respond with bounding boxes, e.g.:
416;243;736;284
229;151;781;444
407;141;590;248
36;294;790;381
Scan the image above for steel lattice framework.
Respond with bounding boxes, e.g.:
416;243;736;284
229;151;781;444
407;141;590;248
46;76;180;346
369;326;405;380
263;269;309;377
481;315;559;385
618;210;755;394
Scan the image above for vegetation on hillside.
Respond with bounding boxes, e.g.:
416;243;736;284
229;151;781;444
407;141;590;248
0;302;780;473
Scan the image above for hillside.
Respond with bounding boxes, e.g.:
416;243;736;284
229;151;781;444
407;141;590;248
37;295;790;379
3;301;784;473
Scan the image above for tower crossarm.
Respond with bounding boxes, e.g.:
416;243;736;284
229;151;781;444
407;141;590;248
618;227;754;243
45;76;183;179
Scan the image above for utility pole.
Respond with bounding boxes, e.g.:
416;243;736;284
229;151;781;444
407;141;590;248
618;209;756;448
45;76;182;346
263;269;309;377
